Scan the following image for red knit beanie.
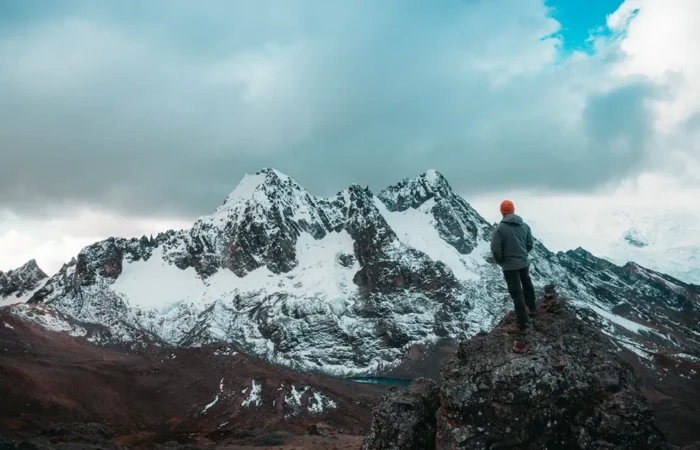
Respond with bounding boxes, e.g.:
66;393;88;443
500;200;515;215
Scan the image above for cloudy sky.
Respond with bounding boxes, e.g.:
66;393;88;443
1;0;699;274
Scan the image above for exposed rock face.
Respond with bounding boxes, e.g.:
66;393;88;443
0;259;48;306
378;170;486;254
624;228;649;248
365;293;669;450
558;247;700;357
362;378;440;450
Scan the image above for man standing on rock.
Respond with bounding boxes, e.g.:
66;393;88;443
490;200;537;331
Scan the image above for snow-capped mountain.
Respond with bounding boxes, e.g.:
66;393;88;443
605;213;700;285
521;206;700;286
5;168;700;376
0;259;48;307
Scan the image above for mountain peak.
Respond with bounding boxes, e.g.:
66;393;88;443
258;167;291;181
19;259;42;272
422;169;449;188
378;169;453;212
410;169;451;193
1;259;46;280
215;167;302;214
0;259;48;304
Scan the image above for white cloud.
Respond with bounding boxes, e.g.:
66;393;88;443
609;0;700;180
0;0;699;277
471;174;698;247
466;0;697;280
0;0;666;216
470;172;700;283
0;209;190;274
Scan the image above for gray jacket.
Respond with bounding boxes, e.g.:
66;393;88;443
490;214;533;271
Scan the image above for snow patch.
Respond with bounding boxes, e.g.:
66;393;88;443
290;231;359;303
424;169;440;184
307;390;338;414
111;247;240;311
375;198;479;282
217;172;267;211
3;322;13;329
675;353;700;362
0;284;44;307
114;229;358;320
583;302;655;335
214;347;238;356
202;378;224;414
9;305;86;337
618;341;653;361
284;385;337;418
241;380;262;407
270;168;290;182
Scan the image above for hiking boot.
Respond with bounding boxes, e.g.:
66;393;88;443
513;340;529;353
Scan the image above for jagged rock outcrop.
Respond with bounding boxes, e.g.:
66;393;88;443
378;170;488;254
0;259;48;306
365;291;669;450
362;378;441;450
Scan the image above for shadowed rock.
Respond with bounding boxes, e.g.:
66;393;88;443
362;378;440;450
0;423;124;450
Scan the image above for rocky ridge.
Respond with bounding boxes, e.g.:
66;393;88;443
2;168;699;378
363;292;668;450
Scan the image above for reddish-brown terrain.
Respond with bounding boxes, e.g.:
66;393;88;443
628;352;700;447
1;303;699;449
0;308;385;449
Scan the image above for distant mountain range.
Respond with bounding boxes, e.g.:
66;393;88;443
606;218;700;286
1;168;698;377
522;207;700;286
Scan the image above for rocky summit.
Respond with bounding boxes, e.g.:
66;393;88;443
363;291;668;450
0;259;48;307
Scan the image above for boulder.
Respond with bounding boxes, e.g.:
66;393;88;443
362;378;441;450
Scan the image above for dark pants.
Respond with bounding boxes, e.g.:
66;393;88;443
503;266;537;327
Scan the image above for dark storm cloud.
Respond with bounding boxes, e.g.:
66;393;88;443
0;0;671;217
